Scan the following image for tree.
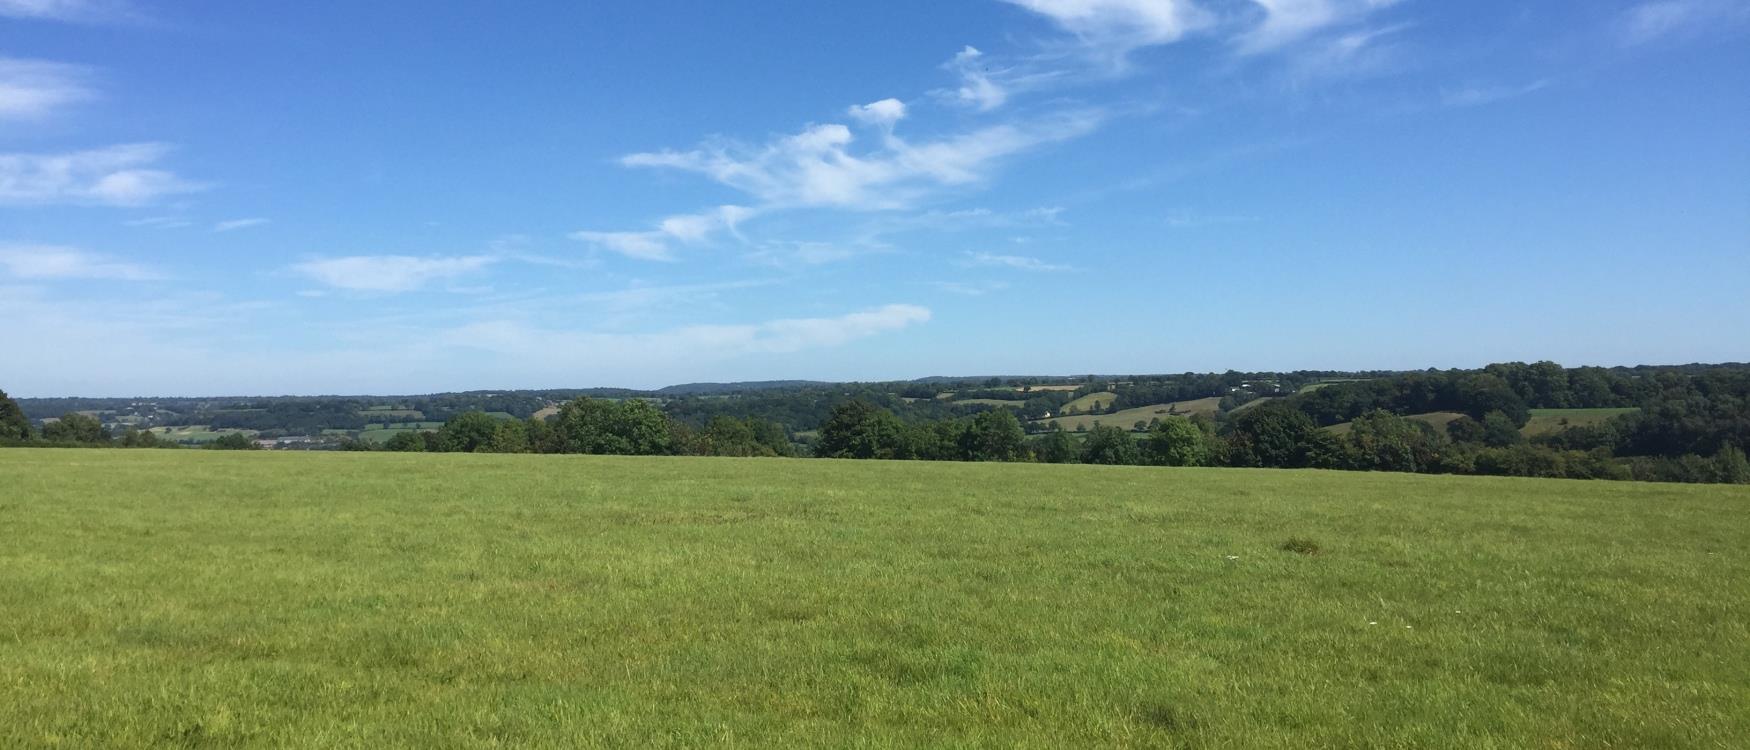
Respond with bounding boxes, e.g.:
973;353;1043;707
118;427;161;448
1459;374;1530;426
437;411;500;453
1081;424;1141;465
384;430;428;452
818;400;910;459
1034;428;1079;463
0;389;31;441
550;398;676;455
1221;402;1319;468
42;413;107;444
1146;416;1208;466
1345;410;1445;473
206;432;259;450
962;409;1027;461
1480;410;1524;447
487;419;530;453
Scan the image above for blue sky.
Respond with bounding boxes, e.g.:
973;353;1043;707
1;0;1746;396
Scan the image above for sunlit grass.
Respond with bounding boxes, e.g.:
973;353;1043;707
2;449;1746;747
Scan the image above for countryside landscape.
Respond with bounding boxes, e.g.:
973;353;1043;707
5;0;1748;747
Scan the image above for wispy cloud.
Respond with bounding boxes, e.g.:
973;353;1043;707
447;303;932;360
124;215;193;229
571;205;754;261
213;217;270;233
963;250;1074;272
1002;0;1212;61
292;255;496;293
0;57;94;121
0;0;135;22
1441;79;1552;108
623;112;1100;211
928;280;1011;296
0;143;205;206
1618;0;1750;46
946;47;1010;111
1237;0;1404;55
0;243;163;280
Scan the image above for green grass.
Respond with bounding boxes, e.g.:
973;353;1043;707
2;450;1747;748
355;425;440;444
145;426;258;444
1061;391;1117;413
1039;397;1221;432
1523;408;1640;437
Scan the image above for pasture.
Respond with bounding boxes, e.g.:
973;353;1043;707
144;425;258;444
1039;397;1222;432
1;450;1746;748
1061;391;1117;413
1522;408;1639;437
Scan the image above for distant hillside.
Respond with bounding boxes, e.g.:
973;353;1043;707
655;380;835;396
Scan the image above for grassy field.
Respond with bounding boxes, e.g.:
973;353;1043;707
1522;408;1640;437
1061;391;1117;413
2;450;1747;748
1039;397;1223;432
145;425;258;444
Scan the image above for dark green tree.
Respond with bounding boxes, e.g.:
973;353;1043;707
206;432;260;450
0;389;31;441
438;411;500;452
962;409;1028;461
1034;427;1079;464
383;430;428;452
41;413;108;444
818;400;910;459
1221;402;1319;468
1145;416;1208;466
1081;424;1141;465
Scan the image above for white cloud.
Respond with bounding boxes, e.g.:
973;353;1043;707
0;243;162;280
0;57;93;121
928;280;1010;296
291;255;495;293
1238;0;1404;54
622;112;1099;210
1004;0;1212;53
847;98;907;127
448;303;932;359
0;0;133;22
1441;79;1552;108
571;205;754;261
964;250;1074;272
124;215;193;229
213;217;270;232
947;47;1009;111
0;143;205;206
1619;0;1750;45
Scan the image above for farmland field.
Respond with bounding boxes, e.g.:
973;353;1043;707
1039;397;1223;432
1522;408;1639;437
1061;391;1117;413
145;425;258;444
2;449;1747;748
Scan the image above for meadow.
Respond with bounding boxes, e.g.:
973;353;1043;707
1038;397;1224;432
1522;408;1640;437
1;449;1746;748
